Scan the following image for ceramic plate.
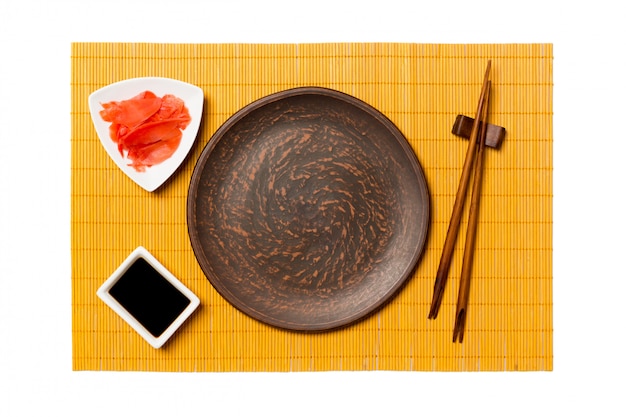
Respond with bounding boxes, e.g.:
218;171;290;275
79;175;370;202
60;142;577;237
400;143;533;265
89;77;204;192
187;87;429;331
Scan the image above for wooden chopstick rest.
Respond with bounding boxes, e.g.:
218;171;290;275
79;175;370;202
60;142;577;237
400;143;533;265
452;114;506;149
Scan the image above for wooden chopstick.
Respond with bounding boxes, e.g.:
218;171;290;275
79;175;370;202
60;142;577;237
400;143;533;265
428;61;492;320
453;80;491;343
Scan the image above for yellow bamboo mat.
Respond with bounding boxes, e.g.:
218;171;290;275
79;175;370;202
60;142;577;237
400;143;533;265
71;43;552;372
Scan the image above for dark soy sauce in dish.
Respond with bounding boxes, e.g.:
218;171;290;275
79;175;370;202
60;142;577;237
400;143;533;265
109;257;191;337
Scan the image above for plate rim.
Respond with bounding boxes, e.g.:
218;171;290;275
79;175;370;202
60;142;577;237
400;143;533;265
187;86;430;331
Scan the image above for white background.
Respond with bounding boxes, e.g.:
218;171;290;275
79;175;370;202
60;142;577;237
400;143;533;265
1;1;624;415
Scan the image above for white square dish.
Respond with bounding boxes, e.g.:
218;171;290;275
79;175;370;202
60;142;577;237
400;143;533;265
96;246;200;349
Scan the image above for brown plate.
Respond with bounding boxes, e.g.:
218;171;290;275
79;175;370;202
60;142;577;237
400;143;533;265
187;87;429;331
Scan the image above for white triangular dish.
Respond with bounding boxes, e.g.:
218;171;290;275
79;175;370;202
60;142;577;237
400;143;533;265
88;77;204;192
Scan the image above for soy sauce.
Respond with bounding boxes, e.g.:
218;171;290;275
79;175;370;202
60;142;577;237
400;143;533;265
109;257;191;337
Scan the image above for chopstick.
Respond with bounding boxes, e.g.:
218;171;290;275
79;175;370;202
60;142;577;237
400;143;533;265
428;61;492;320
453;80;491;343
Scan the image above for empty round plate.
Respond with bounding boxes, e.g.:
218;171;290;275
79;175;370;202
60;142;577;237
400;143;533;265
187;87;429;331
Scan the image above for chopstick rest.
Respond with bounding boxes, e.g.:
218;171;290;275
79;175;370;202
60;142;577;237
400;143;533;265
451;114;505;149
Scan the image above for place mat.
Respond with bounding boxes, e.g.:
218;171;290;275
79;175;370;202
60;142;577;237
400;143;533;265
71;43;553;371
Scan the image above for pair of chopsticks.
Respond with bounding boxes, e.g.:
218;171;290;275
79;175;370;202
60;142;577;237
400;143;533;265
428;61;492;343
